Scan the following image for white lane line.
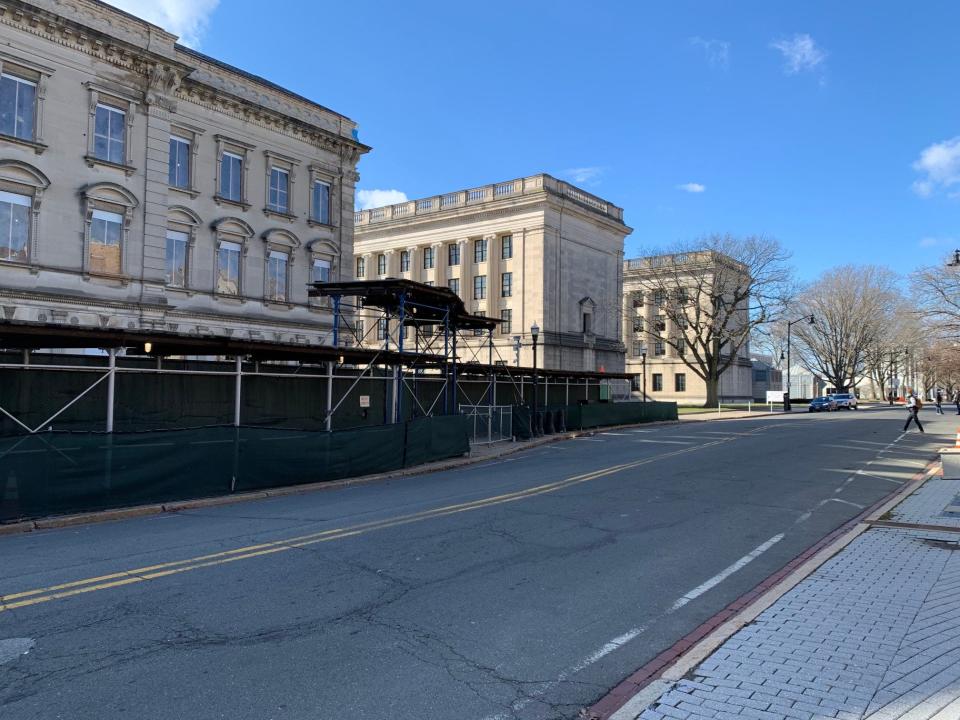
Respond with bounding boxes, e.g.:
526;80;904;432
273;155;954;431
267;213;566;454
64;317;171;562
544;445;569;451
480;627;646;720
573;438;605;442
634;439;694;445
670;534;785;612
479;533;789;720
819;497;865;510
601;432;632;436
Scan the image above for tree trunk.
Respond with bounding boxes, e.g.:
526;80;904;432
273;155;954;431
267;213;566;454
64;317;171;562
704;376;719;407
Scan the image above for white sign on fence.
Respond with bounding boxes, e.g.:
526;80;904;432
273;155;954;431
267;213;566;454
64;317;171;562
766;391;785;403
359;395;370;408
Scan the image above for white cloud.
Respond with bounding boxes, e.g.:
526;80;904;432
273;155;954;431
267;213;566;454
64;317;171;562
562;167;604;185
689;37;730;69
919;236;956;248
356;189;409;210
912;137;960;198
677;183;706;193
770;34;827;75
102;0;219;48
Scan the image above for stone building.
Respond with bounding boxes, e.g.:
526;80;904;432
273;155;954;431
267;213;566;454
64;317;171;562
0;0;368;347
622;252;754;404
353;174;631;372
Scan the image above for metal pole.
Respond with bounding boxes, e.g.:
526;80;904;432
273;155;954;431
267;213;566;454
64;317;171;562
488;329;493;444
234;355;242;427
532;336;538;434
106;347;116;433
395;293;405;424
642;352;647;402
786;324;792;412
325;360;334;431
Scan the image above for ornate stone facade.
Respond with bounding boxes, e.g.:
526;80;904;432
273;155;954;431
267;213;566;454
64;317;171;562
0;0;369;346
354;175;631;372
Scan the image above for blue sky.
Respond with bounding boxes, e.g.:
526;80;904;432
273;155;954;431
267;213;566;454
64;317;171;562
112;1;960;281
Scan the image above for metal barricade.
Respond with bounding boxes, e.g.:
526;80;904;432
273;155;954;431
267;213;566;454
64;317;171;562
458;404;514;444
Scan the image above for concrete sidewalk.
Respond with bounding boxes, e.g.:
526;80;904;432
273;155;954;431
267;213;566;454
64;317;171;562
611;470;960;720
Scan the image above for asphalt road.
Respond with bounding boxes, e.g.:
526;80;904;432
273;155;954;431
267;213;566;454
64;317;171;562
0;406;949;720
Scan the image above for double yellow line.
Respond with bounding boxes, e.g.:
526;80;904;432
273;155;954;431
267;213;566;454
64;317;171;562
1;439;725;613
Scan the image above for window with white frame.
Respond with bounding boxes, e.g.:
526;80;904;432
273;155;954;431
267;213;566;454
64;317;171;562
448;243;460;266
501;235;512;260
165;230;188;287
168;135;190;189
654;339;665;356
93;103;126;165
652;373;663;392
423;246;435;269
266;250;288;301
312;257;331;283
220;152;243;202
400;250;410;272
268;167;289;213
474;311;486;336
377;253;386;275
356;256;365;278
448;278;459;296
501;271;512;297
89;209;123;275
0;190;30;262
216;240;242;295
311;179;331;224
675;373;686;392
377;317;388;341
0;73;36;141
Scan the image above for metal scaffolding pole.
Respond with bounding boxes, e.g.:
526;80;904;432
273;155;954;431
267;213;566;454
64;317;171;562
233;356;242;427
106;347;116;433
325;360;334;431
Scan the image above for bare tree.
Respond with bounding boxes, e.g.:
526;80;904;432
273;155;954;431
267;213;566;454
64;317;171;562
913;253;960;338
793;265;900;393
626;234;793;407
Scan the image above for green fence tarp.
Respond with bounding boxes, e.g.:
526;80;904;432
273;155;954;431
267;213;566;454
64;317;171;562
0;417;469;524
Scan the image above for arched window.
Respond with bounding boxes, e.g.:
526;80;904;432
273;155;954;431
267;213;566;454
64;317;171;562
80;182;138;277
0;160;49;266
166;206;201;289
211;217;254;297
261;228;301;304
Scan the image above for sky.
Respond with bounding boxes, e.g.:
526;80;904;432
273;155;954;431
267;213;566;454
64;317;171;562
106;1;960;282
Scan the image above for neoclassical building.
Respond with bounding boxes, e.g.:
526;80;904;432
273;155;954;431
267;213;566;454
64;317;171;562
622;252;754;404
353;174;631;372
0;0;368;346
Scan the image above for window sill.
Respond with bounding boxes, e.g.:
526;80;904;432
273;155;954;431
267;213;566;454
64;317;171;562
214;195;251;211
169;185;201;198
83;271;131;285
1;133;47;154
214;293;246;304
306;218;335;229
263;208;297;222
264;300;294;310
84;155;136;176
165;285;195;297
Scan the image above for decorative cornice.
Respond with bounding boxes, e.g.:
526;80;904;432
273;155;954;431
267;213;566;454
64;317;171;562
355;202;550;243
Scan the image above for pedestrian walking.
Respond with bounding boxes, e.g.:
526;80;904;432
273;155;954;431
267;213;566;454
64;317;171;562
903;391;925;433
936;390;944;415
954;389;960;415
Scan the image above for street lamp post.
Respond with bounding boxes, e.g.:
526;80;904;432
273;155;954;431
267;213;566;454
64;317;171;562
785;314;816;412
531;322;540;435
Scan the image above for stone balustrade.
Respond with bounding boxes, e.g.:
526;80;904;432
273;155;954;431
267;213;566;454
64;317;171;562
354;174;624;226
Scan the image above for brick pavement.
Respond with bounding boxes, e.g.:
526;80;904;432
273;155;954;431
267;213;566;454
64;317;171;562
619;480;960;720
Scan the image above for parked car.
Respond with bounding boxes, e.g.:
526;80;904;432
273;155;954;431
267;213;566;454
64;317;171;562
829;392;858;410
809;396;838;412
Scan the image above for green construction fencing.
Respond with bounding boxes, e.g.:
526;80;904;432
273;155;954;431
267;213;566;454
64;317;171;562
0;416;470;524
512;401;677;438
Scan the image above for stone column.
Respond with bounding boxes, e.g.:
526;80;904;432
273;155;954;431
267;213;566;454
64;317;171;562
430;242;443;285
384;248;396;277
458;239;471;306
485;233;498;317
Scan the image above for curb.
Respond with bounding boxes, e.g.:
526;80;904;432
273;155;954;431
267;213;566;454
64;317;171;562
587;453;941;720
0;416;708;534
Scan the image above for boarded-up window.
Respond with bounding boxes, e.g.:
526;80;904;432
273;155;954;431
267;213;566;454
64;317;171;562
89;209;122;274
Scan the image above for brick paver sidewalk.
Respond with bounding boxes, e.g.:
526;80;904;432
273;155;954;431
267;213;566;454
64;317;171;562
620;478;960;720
